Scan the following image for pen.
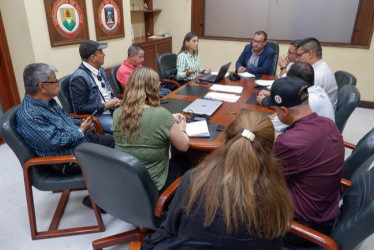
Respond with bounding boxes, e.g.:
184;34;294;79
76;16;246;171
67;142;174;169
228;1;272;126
160;100;169;104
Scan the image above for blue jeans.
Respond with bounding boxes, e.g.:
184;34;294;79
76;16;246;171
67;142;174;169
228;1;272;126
159;88;172;97
98;114;113;134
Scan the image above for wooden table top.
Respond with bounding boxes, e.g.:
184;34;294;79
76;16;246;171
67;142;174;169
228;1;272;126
162;75;276;151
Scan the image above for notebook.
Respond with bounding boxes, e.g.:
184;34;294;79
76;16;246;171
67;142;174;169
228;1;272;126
198;62;231;83
182;99;223;116
186;120;210;137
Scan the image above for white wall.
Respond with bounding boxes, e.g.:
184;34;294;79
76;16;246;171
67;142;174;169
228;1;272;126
154;0;374;102
0;0;133;98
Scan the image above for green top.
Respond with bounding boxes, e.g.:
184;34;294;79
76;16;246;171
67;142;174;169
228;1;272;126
112;106;175;190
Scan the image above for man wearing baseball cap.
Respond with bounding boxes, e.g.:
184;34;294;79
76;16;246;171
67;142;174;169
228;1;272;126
69;40;121;134
271;77;344;248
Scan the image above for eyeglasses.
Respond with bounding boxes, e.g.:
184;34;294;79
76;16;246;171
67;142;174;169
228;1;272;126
288;50;297;55
252;39;265;44
296;50;310;59
42;79;59;84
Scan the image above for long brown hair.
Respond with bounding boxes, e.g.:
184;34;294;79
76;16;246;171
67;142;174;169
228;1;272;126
185;110;293;238
179;32;198;56
115;67;160;142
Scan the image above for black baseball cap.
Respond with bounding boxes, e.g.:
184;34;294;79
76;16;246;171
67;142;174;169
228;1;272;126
79;40;108;59
267;77;309;107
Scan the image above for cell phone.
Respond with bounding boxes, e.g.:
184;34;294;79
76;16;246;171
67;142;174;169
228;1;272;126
216;125;226;131
89;110;98;119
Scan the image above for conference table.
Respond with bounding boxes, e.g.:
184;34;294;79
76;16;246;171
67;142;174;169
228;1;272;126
161;75;276;151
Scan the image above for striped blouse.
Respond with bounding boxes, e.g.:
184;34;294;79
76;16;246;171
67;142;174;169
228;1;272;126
176;51;204;81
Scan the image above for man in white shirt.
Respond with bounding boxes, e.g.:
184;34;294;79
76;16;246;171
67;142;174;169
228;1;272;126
278;40;301;77
261;62;335;133
295;37;337;110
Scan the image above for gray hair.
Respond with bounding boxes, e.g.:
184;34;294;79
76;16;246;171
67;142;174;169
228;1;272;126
23;63;58;95
128;44;143;57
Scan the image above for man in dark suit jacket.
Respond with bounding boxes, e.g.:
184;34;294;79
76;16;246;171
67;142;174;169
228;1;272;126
236;31;275;75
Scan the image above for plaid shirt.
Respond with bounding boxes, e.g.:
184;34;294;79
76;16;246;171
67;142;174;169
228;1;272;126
16;95;88;157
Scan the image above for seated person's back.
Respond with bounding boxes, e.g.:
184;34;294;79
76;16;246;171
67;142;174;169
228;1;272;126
142;111;293;249
112;67;190;191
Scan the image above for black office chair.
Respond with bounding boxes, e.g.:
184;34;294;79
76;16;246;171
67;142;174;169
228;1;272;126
266;40;279;76
156;53;180;89
57;74;104;134
334;70;357;91
335;84;360;133
74;143;181;249
108;64;123;97
0;105;104;240
343;128;374;184
288;167;374;250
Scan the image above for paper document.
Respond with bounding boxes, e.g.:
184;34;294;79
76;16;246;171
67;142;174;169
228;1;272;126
210;71;229;77
186;120;210;137
209;85;243;94
204;92;241;103
238;72;255;78
255;80;274;86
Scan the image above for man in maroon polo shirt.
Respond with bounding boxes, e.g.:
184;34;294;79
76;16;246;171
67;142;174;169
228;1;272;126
270;77;344;248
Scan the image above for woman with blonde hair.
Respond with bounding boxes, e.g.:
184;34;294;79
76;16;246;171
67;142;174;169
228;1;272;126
142;110;293;249
112;67;190;192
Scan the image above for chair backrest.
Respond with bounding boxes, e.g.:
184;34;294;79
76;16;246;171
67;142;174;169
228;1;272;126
0;105;86;191
266;40;279;76
57;74;74;113
343;128;374;183
331;167;374;249
157;53;177;79
334;70;357;91
335;85;360;133
0;105;36;166
109;64;123;96
74;143;161;230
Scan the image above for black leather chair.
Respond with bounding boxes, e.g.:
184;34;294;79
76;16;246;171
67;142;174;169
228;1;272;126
156;53;181;88
289;167;374;250
108;64;123;97
0;105;104;240
335;85;360;133
57;74;104;134
334;70;357;91
266;40;279;76
74;143;181;249
343;128;374;183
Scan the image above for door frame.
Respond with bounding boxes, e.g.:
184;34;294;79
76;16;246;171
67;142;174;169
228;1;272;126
0;10;20;144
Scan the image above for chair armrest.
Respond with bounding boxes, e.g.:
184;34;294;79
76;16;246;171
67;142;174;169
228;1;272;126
290;221;338;250
23;155;78;171
160;78;181;88
154;176;182;217
69;113;104;135
344;141;356;150
341;178;352;191
128;241;142;250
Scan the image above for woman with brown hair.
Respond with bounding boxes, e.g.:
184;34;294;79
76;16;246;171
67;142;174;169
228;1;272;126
176;32;211;84
112;67;190;192
142;110;293;249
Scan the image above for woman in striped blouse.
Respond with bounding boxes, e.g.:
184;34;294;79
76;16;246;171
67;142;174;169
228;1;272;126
176;32;211;84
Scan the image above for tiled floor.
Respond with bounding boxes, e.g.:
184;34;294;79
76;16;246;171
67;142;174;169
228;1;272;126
1;107;374;249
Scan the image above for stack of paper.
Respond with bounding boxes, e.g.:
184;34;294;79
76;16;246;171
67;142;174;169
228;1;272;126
210;71;229;77
255;80;274;86
204;92;241;103
238;72;255;78
209;85;243;93
186;120;210;137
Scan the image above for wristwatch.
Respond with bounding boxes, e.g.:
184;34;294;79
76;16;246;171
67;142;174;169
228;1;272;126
280;66;287;70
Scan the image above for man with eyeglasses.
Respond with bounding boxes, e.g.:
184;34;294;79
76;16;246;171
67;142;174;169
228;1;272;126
17;63;114;175
278;40;301;77
295;37;337;110
70;40;121;134
236;31;275;75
